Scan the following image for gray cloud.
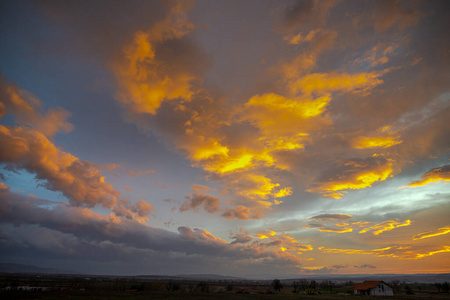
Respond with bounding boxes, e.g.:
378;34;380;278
180;192;221;214
354;264;376;269
310;214;352;220
0;185;305;275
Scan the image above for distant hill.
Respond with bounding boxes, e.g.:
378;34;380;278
246;273;450;283
0;263;77;274
1;263;448;283
174;273;244;280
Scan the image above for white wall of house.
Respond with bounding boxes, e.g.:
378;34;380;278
370;282;394;296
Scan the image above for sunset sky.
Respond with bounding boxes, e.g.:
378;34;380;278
1;0;449;277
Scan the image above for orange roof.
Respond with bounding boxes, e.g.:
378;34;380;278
354;280;383;290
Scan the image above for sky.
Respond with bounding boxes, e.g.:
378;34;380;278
0;0;449;277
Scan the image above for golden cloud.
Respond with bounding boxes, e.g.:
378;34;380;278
352;136;402;149
413;226;450;241
352;126;402;149
305;219;374;234
245;93;331;135
115;2;197;115
289;72;383;96
254;230;313;253
406;164;450;188
359;220;411;235
255;230;277;239
308;157;394;198
110;0;398;217
308;226;353;233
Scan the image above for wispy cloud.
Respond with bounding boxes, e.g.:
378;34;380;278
320;245;450;260
359;220;411;235
413;226;450;241
309;214;352;220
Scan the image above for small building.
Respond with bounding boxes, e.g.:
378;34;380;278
354;280;393;296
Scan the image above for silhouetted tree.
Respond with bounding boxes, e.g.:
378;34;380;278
226;284;234;292
442;282;450;293
328;280;334;293
293;281;300;293
435;282;442;293
309;280;316;293
165;281;180;291
390;280;401;293
272;279;282;292
299;279;309;292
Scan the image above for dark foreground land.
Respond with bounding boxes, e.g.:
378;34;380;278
1;273;449;300
2;290;450;300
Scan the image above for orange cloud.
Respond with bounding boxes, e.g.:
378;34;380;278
413;226;450;241
133;200;154;217
308;157;394;198
359;220;411;235
115;2;197;115
0;78;153;223
0;76;72;137
406;164;450;188
0;182;9;191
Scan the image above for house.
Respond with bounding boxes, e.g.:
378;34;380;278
354;281;393;296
